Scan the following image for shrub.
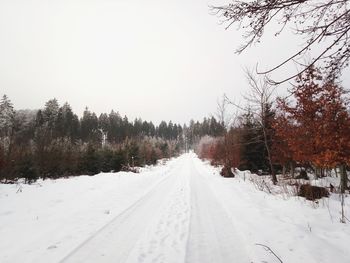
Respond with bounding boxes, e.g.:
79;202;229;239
16;154;39;183
220;165;235;178
298;184;329;201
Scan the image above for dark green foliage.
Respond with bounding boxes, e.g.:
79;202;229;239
98;148;126;173
238;112;268;173
236;105;276;175
160;143;169;158
110;151;126;172
99;148;114;173
81;107;100;143
81;144;100;175
148;149;159;165
16;154;38;183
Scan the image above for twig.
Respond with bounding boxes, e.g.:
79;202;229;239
255;243;283;263
343;215;350;223
325;198;334;223
262;180;272;194
307;222;312;233
16;184;23;193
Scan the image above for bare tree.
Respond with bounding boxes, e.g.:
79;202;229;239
216;95;230;167
226;70;278;184
211;0;350;84
216;95;228;129
244;71;278;184
216;95;242;168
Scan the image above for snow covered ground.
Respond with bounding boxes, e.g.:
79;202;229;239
0;153;349;263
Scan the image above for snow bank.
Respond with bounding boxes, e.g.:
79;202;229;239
1;154;350;263
195;157;350;263
0;158;178;263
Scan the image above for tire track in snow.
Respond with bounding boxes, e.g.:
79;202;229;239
185;156;251;263
125;159;191;263
59;158;185;263
59;154;250;263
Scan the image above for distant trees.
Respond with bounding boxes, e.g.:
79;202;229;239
196;136;223;165
0;97;185;183
184;117;225;148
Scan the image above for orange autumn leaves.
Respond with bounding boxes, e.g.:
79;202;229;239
274;67;350;169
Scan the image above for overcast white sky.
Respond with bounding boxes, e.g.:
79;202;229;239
1;0;349;124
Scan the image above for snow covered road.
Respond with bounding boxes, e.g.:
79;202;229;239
60;154;249;263
60;156;191;263
1;153;350;263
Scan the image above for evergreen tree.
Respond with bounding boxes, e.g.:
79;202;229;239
0;95;15;138
42;98;59;131
239;111;267;172
81;107;100;143
81;144;100;175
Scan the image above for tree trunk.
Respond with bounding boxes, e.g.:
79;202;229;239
321;168;325;177
340;164;348;194
290;161;295;178
314;167;319;179
224;132;229;166
262;126;277;184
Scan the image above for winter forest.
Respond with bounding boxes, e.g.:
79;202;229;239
1;0;350;262
0;95;226;182
2;64;350;195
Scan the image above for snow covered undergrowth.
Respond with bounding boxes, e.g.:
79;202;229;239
235;167;345;198
0;158;178;263
195;158;350;263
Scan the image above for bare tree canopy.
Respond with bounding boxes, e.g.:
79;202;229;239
212;0;350;84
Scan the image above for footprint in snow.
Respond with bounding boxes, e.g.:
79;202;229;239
47;245;57;250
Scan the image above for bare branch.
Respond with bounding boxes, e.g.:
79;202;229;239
211;0;350;84
255;243;283;263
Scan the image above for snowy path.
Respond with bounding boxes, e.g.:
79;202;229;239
2;153;350;263
59;154;249;263
186;162;249;263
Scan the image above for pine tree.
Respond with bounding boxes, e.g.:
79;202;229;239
0;95;16;180
42;98;59;131
81;107;100;143
0;95;15;138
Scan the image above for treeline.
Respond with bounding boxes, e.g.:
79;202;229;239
197;67;350;192
0;97;184;183
183;118;226;148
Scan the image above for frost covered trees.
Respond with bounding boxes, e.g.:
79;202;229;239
0;96;184;182
0;95;16;180
0;95;15;151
